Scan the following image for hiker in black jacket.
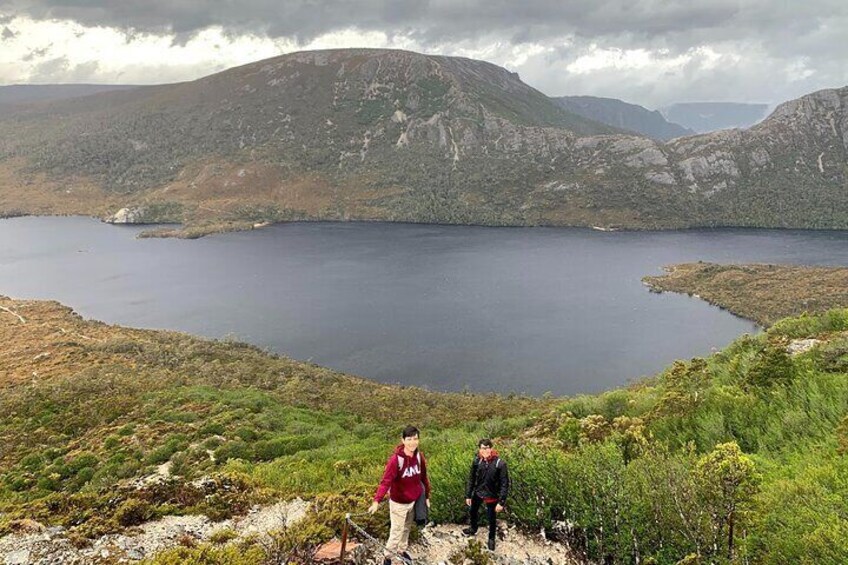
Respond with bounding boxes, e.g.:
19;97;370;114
462;438;509;551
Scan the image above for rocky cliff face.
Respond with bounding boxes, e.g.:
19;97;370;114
0;49;845;230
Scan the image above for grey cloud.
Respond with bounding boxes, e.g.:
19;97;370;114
22;45;49;61
522;38;839;109
3;0;844;64
2;0;846;106
1;24;15;38
29;56;100;82
0;0;835;46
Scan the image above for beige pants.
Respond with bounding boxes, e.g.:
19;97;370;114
386;499;415;556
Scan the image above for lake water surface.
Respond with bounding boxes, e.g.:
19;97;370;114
3;217;848;395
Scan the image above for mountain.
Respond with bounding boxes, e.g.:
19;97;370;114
552;95;693;141
0;84;138;108
659;102;769;133
0;48;845;232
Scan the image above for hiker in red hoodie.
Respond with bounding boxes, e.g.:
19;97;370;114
368;425;431;565
462;438;509;551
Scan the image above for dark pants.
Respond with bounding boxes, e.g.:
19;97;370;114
469;496;497;539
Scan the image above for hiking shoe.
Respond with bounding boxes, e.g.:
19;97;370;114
462;527;477;536
401;551;413;564
487;537;496;551
382;558;392;565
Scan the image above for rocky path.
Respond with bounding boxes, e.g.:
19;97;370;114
1;501;583;564
412;523;584;564
0;499;309;564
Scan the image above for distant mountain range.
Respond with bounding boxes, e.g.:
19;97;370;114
0;49;845;231
659;102;770;133
552;95;693;141
0;84;138;108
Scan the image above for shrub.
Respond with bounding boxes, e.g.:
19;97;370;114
746;340;796;389
142;542;266;565
115;498;154;527
555;414;581;448
214;441;255;463
104;435;122;449
449;539;492;564
234;427;259;442
579;414;610;443
209;528;238;544
200;422;226;436
146;436;189;465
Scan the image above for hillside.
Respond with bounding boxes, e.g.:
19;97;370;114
552;95;693;141
1;293;847;563
0;49;846;235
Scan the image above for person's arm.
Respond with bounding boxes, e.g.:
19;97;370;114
373;455;398;503
465;457;478;500
497;460;510;507
421;453;432;499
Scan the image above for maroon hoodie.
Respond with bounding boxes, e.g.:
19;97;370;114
373;445;432;504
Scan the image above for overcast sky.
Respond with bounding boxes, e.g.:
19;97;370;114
0;1;845;109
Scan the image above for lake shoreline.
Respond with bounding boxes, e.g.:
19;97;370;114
3;217;844;394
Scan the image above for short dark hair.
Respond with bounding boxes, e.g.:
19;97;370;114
402;426;420;439
478;438;493;448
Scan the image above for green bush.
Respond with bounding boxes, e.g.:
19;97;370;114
146;436;189;465
214;441;255;463
746;340;796;388
449;539;492;564
252;435;327;461
234;427;259;442
200;422;226;436
142;542;266;565
209;528;238;544
115;498;154;527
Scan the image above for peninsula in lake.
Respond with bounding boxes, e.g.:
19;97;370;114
0;49;846;237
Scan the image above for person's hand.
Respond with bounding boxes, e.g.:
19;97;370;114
426;498;431;508
465;498;472;507
368;501;380;514
495;504;504;513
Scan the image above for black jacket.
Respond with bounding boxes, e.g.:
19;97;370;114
466;455;509;505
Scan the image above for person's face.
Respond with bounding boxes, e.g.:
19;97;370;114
479;444;493;456
403;434;419;452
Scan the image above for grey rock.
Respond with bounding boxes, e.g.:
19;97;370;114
104;207;144;224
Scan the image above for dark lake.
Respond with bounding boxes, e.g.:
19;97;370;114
3;217;848;395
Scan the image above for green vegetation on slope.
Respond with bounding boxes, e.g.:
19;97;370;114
1;296;847;563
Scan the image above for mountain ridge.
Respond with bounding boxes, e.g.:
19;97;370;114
552;95;694;140
0;48;845;233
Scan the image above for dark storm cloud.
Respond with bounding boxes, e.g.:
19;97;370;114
0;0;829;47
1;0;845;105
